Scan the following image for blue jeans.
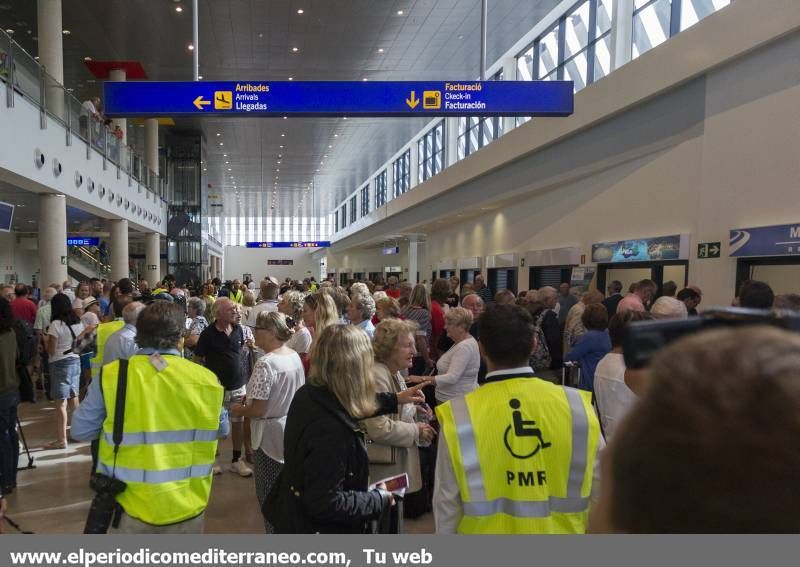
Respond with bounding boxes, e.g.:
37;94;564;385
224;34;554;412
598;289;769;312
0;392;19;490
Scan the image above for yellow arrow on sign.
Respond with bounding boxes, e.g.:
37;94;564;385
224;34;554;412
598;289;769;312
406;91;419;109
193;95;211;110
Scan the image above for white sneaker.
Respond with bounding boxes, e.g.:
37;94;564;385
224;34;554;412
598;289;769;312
212;464;223;475
230;459;253;477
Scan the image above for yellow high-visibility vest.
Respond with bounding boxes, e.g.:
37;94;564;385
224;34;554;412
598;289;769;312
230;289;243;304
90;320;125;380
97;354;223;526
436;376;600;534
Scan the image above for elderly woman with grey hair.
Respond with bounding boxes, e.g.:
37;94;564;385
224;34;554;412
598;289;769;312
184;296;210;356
347;293;377;339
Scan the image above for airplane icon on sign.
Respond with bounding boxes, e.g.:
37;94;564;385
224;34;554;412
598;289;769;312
214;91;233;110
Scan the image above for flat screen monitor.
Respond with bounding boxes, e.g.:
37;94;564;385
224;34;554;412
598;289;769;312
0;202;14;232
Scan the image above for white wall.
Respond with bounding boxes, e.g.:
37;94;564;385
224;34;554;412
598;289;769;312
328;23;800;308
223;246;318;282
0;232;41;285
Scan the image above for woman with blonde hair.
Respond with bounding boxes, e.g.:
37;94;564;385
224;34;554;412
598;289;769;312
299;291;341;375
400;284;433;374
268;325;393;533
280;290;312;356
363;320;436;506
230;311;305;533
407;307;480;403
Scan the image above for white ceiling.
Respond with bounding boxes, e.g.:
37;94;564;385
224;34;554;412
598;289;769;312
0;0;560;220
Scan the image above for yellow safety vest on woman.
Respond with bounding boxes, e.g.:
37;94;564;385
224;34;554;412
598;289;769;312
436;376;600;534
97;355;223;526
230;289;243;303
90;320;125;380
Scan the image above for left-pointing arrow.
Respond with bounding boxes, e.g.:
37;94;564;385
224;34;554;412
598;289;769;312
194;95;211;110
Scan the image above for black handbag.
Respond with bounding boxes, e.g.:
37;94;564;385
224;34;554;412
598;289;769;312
17;362;35;403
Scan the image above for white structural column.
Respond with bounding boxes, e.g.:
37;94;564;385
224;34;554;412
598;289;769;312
144;118;159;175
409;139;420;191
37;0;65;118
611;0;635;70
445;117;459;167
39;194;68;287
501;56;517;135
109;219;129;281
408;236;420;285
145;232;160;286
109;68;127;144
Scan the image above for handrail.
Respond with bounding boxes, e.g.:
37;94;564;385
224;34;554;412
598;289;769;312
0;27;169;209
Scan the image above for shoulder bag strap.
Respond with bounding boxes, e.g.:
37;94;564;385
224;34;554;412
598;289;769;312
111;359;129;473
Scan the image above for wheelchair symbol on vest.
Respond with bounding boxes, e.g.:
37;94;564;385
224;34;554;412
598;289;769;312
503;398;552;459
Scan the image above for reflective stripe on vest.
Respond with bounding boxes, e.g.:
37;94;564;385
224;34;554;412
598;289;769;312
97;463;213;484
439;378;600;533
101;428;220;446
98;355;223;526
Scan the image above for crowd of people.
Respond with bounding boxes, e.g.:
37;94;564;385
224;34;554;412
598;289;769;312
0;270;798;534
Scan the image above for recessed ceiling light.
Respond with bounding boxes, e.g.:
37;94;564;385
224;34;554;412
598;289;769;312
216;132;221;137
283;116;287;120
328;145;332;149
287;77;293;81
378;48;384;53
175;5;183;12
279;145;284;149
362;78;368;81
223;153;227;157
334;133;339;137
258;32;264;38
297;8;304;14
225;161;229;164
291;47;299;53
219;142;223;146
343;116;348;120
198;75;203;79
62;29;71;35
187;44;194;51
397;10;404;15
84;56;92;61
280;133;285;137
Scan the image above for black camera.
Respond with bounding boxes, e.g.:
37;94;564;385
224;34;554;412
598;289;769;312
83;473;127;534
622;308;800;369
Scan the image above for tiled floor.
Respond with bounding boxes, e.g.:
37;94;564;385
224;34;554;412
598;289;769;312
6;400;434;534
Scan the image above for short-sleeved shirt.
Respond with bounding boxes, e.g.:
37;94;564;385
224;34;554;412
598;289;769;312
47;320;85;362
246;350;305;462
11;297;37;325
195;323;246;391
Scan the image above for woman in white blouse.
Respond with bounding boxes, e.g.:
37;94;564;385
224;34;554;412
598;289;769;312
407;307;480;403
229;311;305;533
362;319;436;496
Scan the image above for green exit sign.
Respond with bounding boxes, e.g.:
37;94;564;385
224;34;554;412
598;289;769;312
697;242;721;259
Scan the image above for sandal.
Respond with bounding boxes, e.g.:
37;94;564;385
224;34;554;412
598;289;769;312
43;440;67;450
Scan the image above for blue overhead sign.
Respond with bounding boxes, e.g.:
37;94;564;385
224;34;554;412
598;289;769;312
246;241;330;249
67;237;100;247
103;81;574;118
730;223;800;257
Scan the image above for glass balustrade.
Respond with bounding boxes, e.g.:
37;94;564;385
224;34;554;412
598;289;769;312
0;28;168;209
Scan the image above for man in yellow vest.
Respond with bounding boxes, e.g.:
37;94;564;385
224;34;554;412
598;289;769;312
90;296;131;381
434;303;603;534
229;279;244;304
72;301;229;533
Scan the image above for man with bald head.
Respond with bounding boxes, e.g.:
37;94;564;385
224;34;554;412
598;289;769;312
103;301;145;365
195;297;252;477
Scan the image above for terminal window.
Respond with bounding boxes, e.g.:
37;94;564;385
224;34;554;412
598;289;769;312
375;170;388;208
418;121;444;184
361;185;370;217
392;150;411;198
349;195;357;224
